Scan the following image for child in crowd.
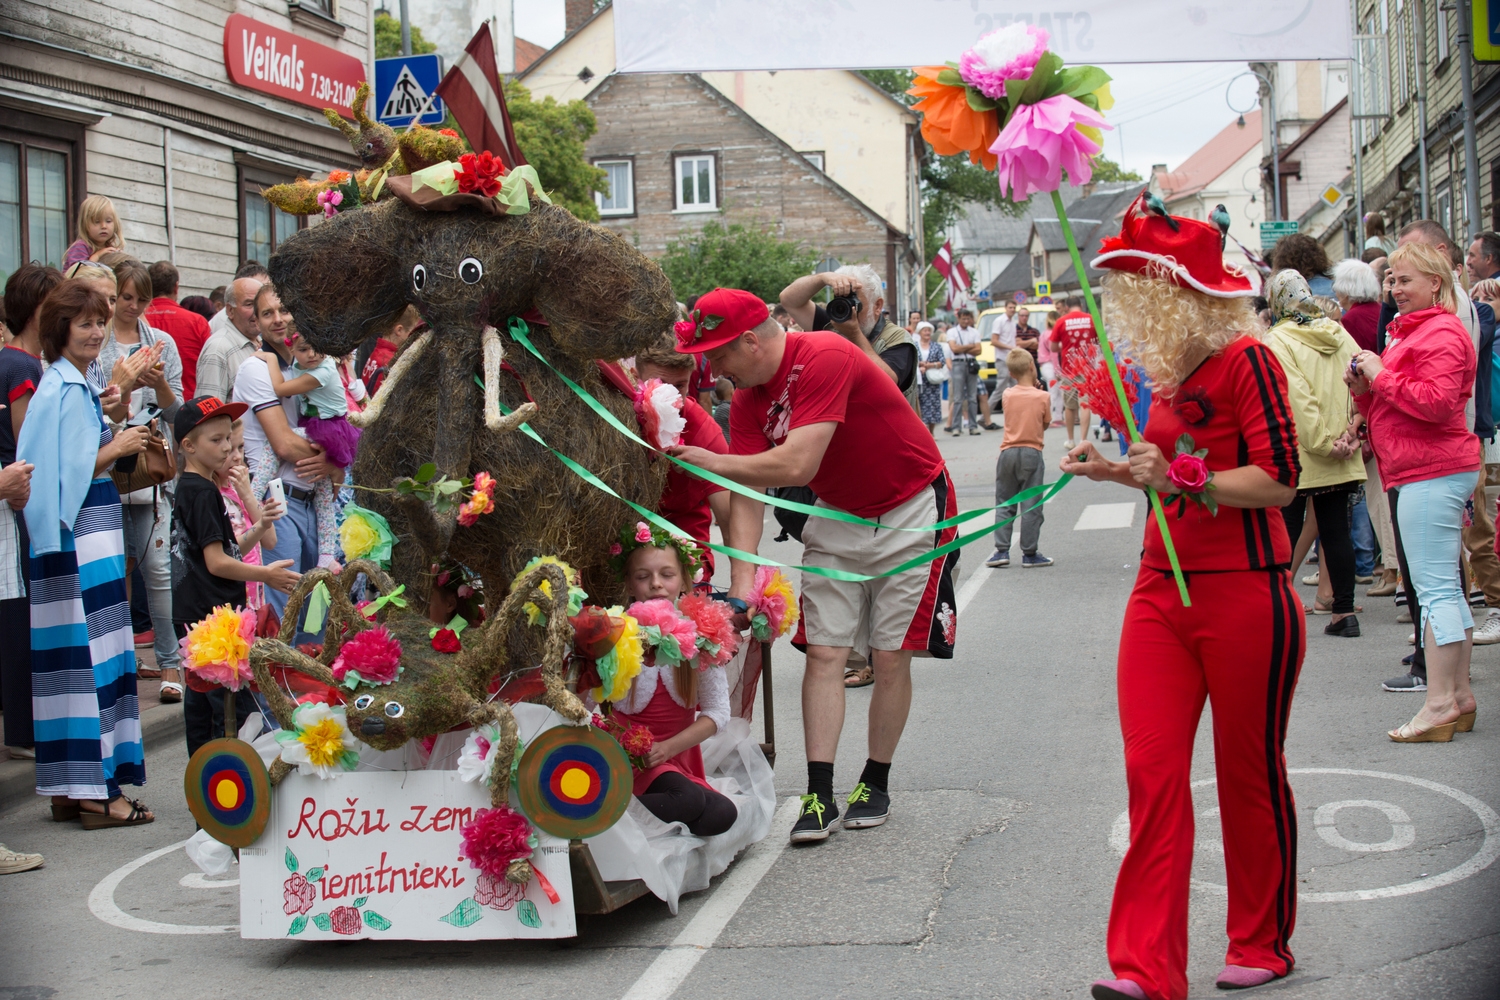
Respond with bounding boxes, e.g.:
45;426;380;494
215;419;281;611
582;524;739;837
986;350;1054;569
361;305;423;397
263;335;361;468
63;195;126;267
171;397;301;754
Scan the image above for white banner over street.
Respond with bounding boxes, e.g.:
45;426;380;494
613;0;1352;73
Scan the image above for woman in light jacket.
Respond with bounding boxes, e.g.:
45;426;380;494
1348;242;1481;742
19;280;154;827
1266;270;1366;636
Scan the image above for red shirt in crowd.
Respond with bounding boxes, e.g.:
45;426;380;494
145;296;211;396
729;331;945;519
659;399;728;578
1140;336;1300;572
1339;300;1382;353
362;337;399;396
1048;310;1099;376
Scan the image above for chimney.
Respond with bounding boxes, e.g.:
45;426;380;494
565;0;593;34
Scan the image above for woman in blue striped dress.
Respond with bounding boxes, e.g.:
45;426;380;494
20;279;155;828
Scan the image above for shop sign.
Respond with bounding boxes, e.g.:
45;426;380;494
239;770;576;940
223;13;367;117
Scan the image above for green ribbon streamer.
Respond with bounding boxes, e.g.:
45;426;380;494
1049;190;1190;607
492;394;1070;583
360;583;407;618
304;581;331;634
502;317;1023;536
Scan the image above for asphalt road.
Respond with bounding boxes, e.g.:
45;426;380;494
2;426;1498;1000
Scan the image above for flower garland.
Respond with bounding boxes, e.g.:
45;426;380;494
274;702;360;778
625;598;699;667
511;555;588;627
329;626;403;689
633;378;687;449
746;566;799;642
178;605;256;691
338;503;397;567
608;520;708;586
678;593;739;668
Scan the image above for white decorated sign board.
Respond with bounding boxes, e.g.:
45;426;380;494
240;770;575;940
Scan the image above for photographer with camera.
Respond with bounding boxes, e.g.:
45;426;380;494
779;265;920;410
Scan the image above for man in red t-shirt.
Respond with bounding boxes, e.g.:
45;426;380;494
1047;296;1099;448
633;341;729;583
670;287;958;846
144;261;211;397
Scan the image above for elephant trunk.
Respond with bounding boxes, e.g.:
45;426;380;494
400;336;476;555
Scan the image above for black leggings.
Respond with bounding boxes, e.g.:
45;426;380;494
1283;487;1357;614
639;771;738;837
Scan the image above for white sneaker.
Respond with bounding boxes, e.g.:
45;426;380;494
1397;610;1412;623
1302;571;1320;586
0;844;43;875
1474;610;1500;645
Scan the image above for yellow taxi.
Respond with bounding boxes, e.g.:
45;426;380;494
975;302;1058;387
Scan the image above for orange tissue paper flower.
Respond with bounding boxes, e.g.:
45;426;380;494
909;66;999;171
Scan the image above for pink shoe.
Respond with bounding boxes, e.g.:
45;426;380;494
1215;966;1279;989
1091;979;1148;1000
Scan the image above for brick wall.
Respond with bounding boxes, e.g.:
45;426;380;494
585;73;903;293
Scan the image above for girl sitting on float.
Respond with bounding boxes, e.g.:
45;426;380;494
579;522;740;837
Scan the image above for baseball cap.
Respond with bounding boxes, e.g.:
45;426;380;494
174;395;248;441
673;288;771;353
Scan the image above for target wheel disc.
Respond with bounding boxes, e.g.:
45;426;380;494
183;738;272;848
516;725;632;839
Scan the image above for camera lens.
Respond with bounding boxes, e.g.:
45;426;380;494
827;294;858;324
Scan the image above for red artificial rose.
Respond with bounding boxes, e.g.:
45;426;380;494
1167;453;1210;493
329;905;363;935
1174;387;1215;427
456;151;505;197
620;724;654;758
283;874;315;915
432;628;462;653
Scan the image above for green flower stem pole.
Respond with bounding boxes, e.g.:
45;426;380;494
1050;190;1191;606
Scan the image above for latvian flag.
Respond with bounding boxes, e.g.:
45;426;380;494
435;22;527;169
932;241;972;309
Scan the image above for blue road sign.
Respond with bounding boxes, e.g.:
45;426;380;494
374;54;444;127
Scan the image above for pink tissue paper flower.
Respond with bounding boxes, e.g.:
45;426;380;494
329;626;403;686
989;94;1110;201
959;23;1050;99
626;598;699;661
634;522;653;544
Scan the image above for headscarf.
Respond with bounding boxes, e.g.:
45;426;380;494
1267;268;1325;327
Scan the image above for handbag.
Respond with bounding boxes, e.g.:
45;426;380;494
110;418;177;494
925;365;949;384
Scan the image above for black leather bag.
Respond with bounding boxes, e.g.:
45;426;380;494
769;485;818;543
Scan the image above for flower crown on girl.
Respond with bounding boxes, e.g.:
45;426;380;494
609;520;708;585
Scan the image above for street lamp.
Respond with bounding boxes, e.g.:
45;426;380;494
1228;70;1279;222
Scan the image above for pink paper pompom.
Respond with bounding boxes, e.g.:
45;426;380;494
678;593;739;667
330;626;403;686
458;805;533;880
626;598;699;660
633;377;687;449
959;23;1049;99
989;94;1110;200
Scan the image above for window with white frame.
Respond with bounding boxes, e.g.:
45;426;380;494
594;159;633;216
675;154;717;211
801;151;825;171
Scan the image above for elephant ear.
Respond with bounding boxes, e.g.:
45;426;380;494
527;206;679;362
268;198;412;358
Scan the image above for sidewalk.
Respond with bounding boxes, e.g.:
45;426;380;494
0;646;185;811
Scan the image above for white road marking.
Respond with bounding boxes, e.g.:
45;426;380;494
620;796;801;1000
179;872;240;889
1107;768;1499;903
89;841;239;934
1315;800;1416;853
955;566;993;614
1074;502;1137;531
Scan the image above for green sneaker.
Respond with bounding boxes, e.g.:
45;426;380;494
789;793;840;843
843;782;890;829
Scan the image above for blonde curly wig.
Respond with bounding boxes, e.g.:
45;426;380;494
1102;271;1264;390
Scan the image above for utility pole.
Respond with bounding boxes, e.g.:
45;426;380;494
398;0;412;55
1414;0;1432;217
1457;0;1484;237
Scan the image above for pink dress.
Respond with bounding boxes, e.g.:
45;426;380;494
219;483;264;609
613;680;714;795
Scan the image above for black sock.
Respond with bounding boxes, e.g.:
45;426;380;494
859;758;891;792
807;761;835;805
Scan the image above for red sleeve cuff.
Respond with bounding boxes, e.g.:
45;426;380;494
8;380;35;403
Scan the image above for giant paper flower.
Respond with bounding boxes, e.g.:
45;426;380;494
959;23;1049;98
513;555;587;626
747;566;799;641
592;608;644;703
178;605;256;691
633;378;687;449
338;503;396;566
989;94;1110;201
457;805;533;880
908;67;999;171
678;593;739;668
275;702;360;778
626;598;699;667
329;626;403;689
456;722;503;784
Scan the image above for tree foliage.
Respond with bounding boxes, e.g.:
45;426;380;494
1089;155;1142;182
660;222;820;303
373;12;436;58
504;82;608;222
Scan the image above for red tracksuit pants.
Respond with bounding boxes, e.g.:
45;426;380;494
1107;567;1304;1000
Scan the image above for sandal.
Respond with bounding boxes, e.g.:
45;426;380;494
80;797;154;829
50;799;81;822
137;666;161;679
159;671;184;704
844;665;875;688
1307;597;1363;615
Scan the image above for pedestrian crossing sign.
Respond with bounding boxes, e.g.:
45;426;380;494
374;54;445;126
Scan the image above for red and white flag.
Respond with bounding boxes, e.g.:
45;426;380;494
932;241;973;309
436;21;527;169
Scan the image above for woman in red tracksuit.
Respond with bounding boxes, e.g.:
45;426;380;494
1062;194;1304;1000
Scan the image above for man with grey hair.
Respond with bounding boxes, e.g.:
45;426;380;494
779;264;920;410
195;275;265;402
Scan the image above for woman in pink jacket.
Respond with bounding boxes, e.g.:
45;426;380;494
1347;241;1481;742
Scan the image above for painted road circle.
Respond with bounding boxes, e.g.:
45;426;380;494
1108;768;1499;902
1314;800;1415;853
89;841;238;934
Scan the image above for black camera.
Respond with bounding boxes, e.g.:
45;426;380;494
825;293;861;324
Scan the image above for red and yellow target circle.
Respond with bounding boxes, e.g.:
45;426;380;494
517;725;631;839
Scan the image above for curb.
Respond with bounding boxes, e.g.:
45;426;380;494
0;702;185;814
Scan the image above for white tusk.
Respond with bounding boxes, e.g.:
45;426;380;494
349;330;429;428
483;325;539;432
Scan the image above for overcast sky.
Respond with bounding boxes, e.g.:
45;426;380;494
513;1;1267;181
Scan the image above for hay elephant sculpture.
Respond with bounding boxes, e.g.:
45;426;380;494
267;190;676;606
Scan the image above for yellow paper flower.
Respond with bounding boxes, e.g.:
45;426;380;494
340;513;378;561
514;556;586;625
1076;83;1113;149
763;570;800;635
1093;82;1115;111
179;605;255;689
299;718;349;768
593;609;644;703
275;702;359;778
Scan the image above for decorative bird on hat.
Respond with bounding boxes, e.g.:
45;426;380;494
1210;204;1232;249
1143;191;1181;233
